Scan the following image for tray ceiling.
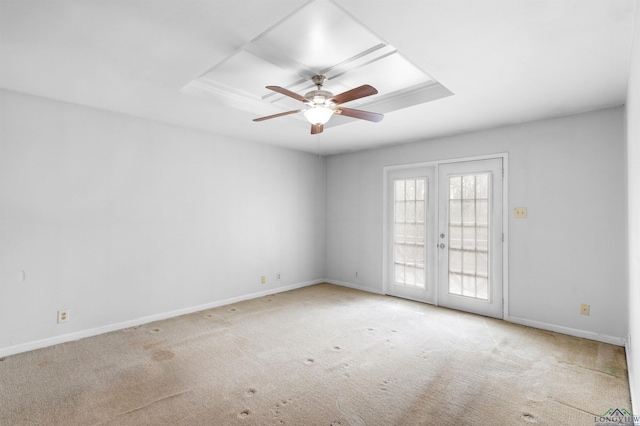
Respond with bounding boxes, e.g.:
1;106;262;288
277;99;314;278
0;0;635;155
182;0;453;129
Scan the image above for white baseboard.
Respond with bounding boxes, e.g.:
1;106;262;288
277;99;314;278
506;315;626;346
0;279;323;358
327;281;626;347
325;279;385;295
1;280;628;358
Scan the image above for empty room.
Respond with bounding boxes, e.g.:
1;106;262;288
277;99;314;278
1;0;640;425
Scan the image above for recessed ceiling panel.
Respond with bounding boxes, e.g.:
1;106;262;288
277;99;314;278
333;53;434;99
181;0;453;126
199;50;296;100
254;0;381;71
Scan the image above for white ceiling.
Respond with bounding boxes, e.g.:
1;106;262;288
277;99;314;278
0;0;636;155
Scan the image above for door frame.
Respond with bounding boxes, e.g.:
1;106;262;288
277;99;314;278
382;153;509;318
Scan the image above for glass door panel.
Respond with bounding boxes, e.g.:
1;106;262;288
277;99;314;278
438;158;503;319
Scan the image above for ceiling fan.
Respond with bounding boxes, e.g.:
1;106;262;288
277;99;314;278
253;75;383;134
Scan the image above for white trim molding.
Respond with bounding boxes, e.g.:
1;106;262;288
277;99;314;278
507;315;626;346
325;279;385;295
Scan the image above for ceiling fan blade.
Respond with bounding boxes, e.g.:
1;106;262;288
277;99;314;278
266;86;308;103
253;110;300;122
335;107;384;123
311;124;324;134
329;85;378;105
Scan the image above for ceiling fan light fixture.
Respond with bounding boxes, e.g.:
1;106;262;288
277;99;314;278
254;75;383;134
304;105;334;125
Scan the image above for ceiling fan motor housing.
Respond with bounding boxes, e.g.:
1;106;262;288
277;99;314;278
305;89;334;106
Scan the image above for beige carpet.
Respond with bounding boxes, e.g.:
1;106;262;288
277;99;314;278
0;284;631;425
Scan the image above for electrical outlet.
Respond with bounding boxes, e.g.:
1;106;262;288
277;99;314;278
580;303;590;316
276;273;281;281
514;207;527;218
261;275;266;284
57;309;69;323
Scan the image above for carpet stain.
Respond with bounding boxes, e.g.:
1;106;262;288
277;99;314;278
229;308;237;312
143;341;163;350
151;350;174;362
305;358;315;364
238;409;250;419
150;328;161;333
333;346;342;351
522;413;536;422
37;359;54;368
245;388;257;397
204;314;213;318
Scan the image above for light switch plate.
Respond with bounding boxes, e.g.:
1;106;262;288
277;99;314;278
514;207;527;218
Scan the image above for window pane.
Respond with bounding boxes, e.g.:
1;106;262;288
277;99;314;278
476;174;488;199
416;179;425;201
463;250;475;275
463;175;475;200
450;177;462;200
462;200;475;224
416;267;424;285
450;199;461;224
476;251;488;277
395;180;405;201
416;245;424;265
405;265;416;286
476;277;488;300
416;223;425;244
476;200;488;224
416;200;424;223
449;248;462;273
405;223;416;241
406;179;416;201
394;263;404;283
395;202;405;222
449;272;462;295
462;274;475;297
406;201;416;222
449;225;462;249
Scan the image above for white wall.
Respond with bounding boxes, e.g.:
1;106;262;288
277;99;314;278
626;1;640;412
326;107;627;343
0;90;326;355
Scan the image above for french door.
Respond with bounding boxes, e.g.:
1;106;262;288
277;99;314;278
385;158;504;318
437;158;503;319
386;167;436;303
